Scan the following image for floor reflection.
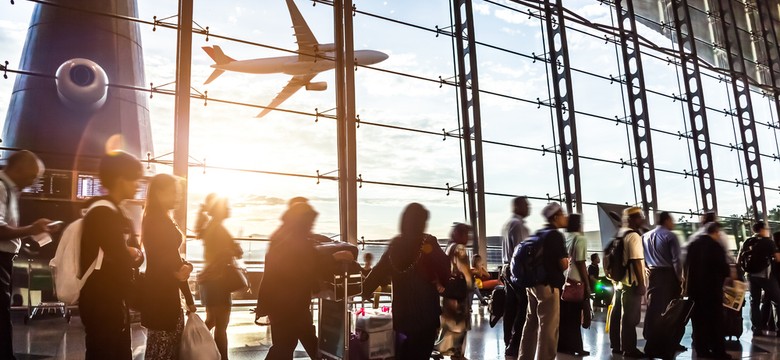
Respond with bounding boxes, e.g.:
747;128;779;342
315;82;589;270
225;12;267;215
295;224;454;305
10;301;780;359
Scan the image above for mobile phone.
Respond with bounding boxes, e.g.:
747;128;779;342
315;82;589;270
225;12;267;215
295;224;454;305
48;220;63;227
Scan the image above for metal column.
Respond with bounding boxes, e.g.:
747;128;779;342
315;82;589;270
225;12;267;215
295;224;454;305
614;0;659;222
173;0;193;241
714;0;767;221
542;0;583;215
333;0;357;245
452;0;487;259
755;0;780;173
669;0;719;214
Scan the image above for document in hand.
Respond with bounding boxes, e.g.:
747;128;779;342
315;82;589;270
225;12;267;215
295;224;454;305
723;280;747;311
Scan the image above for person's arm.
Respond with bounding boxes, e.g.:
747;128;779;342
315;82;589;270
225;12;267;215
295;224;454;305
670;233;682;280
629;233;646;294
574;236;590;294
554;232;569;271
426;237;452;286
362;252;391;299
179;281;196;311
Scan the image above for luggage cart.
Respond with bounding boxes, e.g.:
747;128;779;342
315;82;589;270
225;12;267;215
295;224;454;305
23;259;70;324
319;261;363;360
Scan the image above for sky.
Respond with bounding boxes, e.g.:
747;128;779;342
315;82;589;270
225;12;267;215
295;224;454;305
1;0;779;241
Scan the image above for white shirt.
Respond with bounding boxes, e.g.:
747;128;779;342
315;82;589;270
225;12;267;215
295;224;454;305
0;171;21;254
565;233;588;282
502;214;530;264
619;227;644;286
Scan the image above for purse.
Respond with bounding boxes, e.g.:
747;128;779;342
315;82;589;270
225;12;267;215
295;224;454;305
561;278;585;302
222;262;249;293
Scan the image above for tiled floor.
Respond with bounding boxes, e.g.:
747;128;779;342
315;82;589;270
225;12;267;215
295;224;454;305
9;301;780;359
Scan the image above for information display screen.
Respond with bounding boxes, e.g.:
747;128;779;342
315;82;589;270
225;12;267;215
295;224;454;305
21;171;72;199
76;174;105;199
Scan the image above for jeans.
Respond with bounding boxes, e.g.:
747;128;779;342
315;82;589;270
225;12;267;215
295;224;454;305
608;285;642;353
503;282;527;356
266;308;318;360
518;285;560;360
748;276;780;331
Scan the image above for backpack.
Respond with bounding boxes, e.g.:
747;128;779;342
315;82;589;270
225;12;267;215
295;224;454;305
739;236;772;274
49;200;117;305
603;230;636;282
510;229;552;289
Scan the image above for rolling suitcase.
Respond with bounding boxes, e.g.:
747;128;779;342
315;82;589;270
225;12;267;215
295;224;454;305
723;305;744;340
645;298;694;358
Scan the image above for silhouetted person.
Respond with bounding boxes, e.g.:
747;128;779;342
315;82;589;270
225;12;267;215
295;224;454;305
501;196;530;358
436;223;473;359
197;195;242;360
608;207;646;358
587;253;600;289
558;213;590;356
738;222;780;337
141;174;196;359
642;211;683;358
257;201;332;360
79;151;145;360
0;150;57;360
518;203;569;360
363;203;450;359
686;222;731;359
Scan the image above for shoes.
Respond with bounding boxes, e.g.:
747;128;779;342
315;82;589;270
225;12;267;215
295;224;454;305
753;330;766;337
623;349;646;358
710;352;733;360
575;350;590;356
611;348;622;354
675;344;688;352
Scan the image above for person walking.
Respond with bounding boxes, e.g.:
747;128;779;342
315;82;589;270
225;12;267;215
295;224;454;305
0;150;58;360
79;151;145;360
141;174;196;360
738;222;780;337
518;203;569;360
642;211;685;358
197;195;243;360
256;201;326;360
607;207;646;358
363;203;450;360
686;222;732;359
436;223;473;359
557;213;590;356
501;196;530;359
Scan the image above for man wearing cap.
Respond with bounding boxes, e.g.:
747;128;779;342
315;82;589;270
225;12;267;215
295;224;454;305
608;207;646;358
518;203;569;360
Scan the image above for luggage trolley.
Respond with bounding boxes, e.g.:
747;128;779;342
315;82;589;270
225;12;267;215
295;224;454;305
318;260;363;360
23;258;70;324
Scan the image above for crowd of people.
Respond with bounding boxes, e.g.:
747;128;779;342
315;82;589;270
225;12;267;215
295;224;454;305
2;149;780;360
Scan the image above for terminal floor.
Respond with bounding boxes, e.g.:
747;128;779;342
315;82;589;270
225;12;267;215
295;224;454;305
9;302;780;359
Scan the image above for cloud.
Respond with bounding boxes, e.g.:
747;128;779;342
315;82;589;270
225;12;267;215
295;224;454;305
493;8;536;27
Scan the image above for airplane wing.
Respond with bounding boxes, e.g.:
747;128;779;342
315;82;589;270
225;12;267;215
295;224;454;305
286;0;319;61
256;73;316;118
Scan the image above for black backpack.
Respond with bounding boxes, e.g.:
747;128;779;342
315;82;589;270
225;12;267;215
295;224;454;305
739;237;772;274
603;230;636;282
510;229;553;288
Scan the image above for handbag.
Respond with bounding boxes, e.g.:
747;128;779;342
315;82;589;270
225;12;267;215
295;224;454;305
561;278;585;302
221;262;249;293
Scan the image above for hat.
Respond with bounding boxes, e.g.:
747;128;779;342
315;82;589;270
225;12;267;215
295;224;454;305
622;206;643;219
542;203;563;221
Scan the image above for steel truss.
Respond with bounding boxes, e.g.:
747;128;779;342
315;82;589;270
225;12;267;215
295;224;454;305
453;0;487;258
614;0;659;222
669;0;719;215
542;0;583;214
714;0;767;221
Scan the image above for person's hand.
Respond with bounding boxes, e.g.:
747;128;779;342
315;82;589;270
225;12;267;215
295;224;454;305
175;263;193;281
332;250;355;262
30;218;52;235
187;304;196;314
436;283;445;294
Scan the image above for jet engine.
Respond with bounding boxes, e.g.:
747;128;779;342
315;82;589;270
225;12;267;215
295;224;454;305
306;82;327;91
316;43;336;53
55;58;109;110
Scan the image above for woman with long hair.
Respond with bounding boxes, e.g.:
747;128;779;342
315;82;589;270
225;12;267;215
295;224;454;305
362;203;451;359
197;194;242;360
141;174;195;360
436;223;473;359
558;213;591;356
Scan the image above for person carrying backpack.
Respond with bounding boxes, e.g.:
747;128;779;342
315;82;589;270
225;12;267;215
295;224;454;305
606;207;646;358
738;222;780;337
516;203;568;360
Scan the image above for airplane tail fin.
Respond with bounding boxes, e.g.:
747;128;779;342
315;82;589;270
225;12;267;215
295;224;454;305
202;45;235;65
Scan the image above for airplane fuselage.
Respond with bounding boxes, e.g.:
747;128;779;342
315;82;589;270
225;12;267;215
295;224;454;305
211;49;388;76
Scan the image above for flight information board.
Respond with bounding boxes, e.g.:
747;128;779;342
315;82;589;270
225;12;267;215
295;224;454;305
21;171;72;199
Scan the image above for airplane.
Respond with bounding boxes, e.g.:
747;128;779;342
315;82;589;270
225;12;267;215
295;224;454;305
202;0;389;118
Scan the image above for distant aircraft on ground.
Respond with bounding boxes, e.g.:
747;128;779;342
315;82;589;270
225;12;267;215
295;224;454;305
202;0;389;117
